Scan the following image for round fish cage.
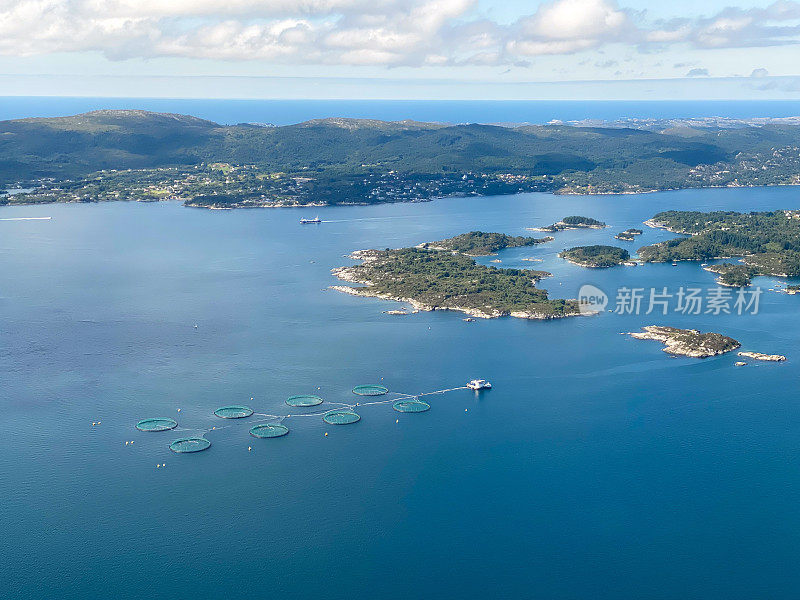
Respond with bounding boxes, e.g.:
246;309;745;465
169;437;211;453
286;394;323;407
322;409;361;425
352;385;389;397
250;423;290;438
135;417;178;432
392;399;431;413
213;405;254;419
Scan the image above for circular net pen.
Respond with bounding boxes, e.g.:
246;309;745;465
135;417;178;432
169;437;211;453
286;394;323;407
214;405;254;419
250;423;289;438
393;399;431;413
352;385;389;397
323;409;361;425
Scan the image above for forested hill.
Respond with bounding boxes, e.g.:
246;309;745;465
2;109;800;199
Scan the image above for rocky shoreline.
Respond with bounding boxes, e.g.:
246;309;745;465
626;325;741;358
738;351;787;362
331;246;583;320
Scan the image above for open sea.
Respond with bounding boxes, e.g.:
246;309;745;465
1;97;799;125
3;185;800;599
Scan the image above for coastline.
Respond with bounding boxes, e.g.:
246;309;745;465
6;180;800;209
331;261;583;321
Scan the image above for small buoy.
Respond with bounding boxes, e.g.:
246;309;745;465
396;419;399;423
177;408;181;412
465;408;468;412
92;422;96;426
212;426;216;430
130;441;134;444
97;421;101;425
156;464;160;468
248;446;252;452
125;441;129;446
250;397;254;401
324;432;328;436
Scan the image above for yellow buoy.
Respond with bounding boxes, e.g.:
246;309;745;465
324;432;328;436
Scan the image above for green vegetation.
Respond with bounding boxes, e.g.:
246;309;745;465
639;210;800;281
704;263;758;287
334;236;579;319
628;326;740;358
559;245;630;267
4;110;800;207
421;231;551;255
562;216;605;227
538;215;607;232
615;228;643;241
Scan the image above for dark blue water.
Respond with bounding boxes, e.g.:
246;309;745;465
3;187;800;599
1;97;799;124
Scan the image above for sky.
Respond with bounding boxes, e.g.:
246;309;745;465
1;0;800;99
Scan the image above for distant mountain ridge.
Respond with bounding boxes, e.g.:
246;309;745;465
2;110;800;198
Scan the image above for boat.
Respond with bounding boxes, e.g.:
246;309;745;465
467;379;492;390
300;216;322;224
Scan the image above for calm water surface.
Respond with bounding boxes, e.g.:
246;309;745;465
2;187;800;599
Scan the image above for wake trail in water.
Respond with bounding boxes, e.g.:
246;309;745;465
0;216;52;221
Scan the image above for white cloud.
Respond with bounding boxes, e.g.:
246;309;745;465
1;0;800;67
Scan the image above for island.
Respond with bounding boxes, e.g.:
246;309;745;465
738;351;787;362
615;228;643;241
419;231;552;256
532;216;606;232
626;326;741;358
639;210;800;285
332;232;580;320
559;245;630;267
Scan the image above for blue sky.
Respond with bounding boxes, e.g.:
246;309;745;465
1;0;799;99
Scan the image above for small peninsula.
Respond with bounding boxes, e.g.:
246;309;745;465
419;231;552;256
703;263;756;287
532;215;606;232
627;326;741;358
332;232;580;320
639;210;800;285
559;245;630;268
